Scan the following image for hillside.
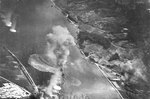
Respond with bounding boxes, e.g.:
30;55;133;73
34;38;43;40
54;0;150;99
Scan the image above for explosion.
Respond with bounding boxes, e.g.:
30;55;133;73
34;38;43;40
28;25;75;99
0;11;12;27
0;11;17;32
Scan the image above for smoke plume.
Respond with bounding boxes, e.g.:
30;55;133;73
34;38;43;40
28;25;75;98
45;25;75;65
43;25;75;98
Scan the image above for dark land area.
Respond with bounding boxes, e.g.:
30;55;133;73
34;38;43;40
54;0;150;99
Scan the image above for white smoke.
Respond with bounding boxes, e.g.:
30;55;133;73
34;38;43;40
29;25;75;99
43;25;75;98
1;11;12;27
0;11;17;32
45;25;75;66
10;17;17;33
120;58;147;83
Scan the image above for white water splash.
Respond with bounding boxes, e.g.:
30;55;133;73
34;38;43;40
29;25;75;99
44;25;75;98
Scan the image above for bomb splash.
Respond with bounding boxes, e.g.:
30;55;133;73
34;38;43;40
28;25;75;99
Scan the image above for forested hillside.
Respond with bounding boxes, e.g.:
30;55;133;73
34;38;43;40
54;0;150;99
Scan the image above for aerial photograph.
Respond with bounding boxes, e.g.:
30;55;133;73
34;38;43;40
0;0;150;99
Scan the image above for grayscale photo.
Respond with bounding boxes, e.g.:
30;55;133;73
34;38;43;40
0;0;150;99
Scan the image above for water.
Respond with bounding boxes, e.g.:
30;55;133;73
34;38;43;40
0;0;123;98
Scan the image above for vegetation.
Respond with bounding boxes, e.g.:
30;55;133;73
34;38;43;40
54;0;150;99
